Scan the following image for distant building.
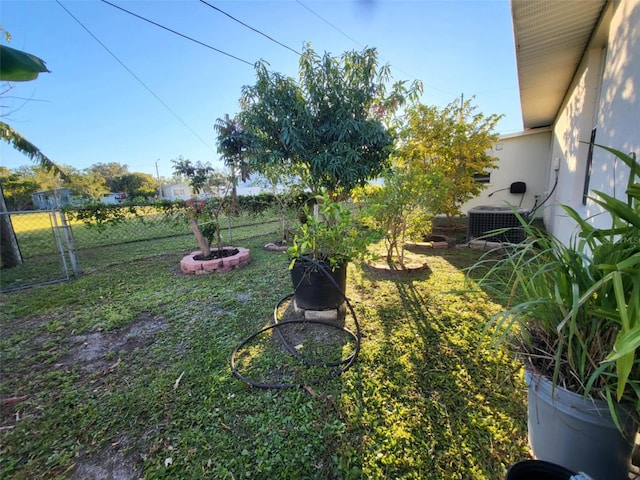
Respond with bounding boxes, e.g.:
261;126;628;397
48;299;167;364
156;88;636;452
161;183;193;201
100;192;126;205
32;188;73;209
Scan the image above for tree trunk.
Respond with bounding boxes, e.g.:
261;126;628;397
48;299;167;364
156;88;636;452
0;185;23;268
188;218;211;257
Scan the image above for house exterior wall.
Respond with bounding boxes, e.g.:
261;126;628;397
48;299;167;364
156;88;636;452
462;128;551;218
32;188;73;209
545;0;640;244
161;184;193;201
590;0;640;223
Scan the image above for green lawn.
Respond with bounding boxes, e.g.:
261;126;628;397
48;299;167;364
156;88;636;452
1;209;281;291
0;235;529;479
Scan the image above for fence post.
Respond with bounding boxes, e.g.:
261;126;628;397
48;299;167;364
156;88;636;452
49;210;71;280
58;210;80;275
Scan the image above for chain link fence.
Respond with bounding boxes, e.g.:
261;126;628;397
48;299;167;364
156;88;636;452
1;205;285;292
1;209;78;292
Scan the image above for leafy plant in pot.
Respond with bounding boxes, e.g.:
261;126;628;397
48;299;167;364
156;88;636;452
239;44;420;309
287;195;381;310
469;145;639;479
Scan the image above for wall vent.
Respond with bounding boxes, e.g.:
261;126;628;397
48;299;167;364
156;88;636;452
467;206;528;243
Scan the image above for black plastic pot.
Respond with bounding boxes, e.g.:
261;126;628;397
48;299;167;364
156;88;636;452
290;258;347;311
505;460;576;480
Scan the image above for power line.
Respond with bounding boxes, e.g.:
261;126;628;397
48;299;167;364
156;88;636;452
56;0;217;155
295;0;364;49
101;0;253;67
199;0;300;56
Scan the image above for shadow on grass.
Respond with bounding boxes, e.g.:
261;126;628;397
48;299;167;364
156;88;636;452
344;253;529;478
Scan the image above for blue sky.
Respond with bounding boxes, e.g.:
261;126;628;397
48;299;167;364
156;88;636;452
1;0;521;179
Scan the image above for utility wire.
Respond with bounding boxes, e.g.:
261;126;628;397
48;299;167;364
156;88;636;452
295;0;364;49
56;0;217;154
101;0;253;66
199;0;300;56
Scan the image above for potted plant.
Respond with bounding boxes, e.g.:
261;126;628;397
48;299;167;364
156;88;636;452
469;145;639;480
286;194;380;310
238;45;420;307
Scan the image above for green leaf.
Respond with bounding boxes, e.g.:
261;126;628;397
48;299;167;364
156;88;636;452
0;44;49;82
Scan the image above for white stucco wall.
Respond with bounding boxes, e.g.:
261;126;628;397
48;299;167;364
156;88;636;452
462;128;551;218
546;0;640;244
590;0;640;225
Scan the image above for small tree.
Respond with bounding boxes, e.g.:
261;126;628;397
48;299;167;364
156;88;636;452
239;44;421;199
398;98;502;224
172;158;215;257
361;163;447;266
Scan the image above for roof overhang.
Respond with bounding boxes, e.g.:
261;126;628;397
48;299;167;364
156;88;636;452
511;0;608;129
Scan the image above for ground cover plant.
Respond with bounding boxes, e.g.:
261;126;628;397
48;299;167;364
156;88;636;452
0;232;529;479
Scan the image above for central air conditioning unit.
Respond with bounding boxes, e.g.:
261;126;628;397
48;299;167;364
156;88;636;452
467;206;528;243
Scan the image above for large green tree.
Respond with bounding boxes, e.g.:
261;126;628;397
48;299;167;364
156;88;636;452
111;172;157;199
64;168;107;201
0;167;40;210
397;98;502;222
239;44;421;198
86;162;129;192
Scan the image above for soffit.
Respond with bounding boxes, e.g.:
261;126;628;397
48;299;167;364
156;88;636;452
512;0;607;129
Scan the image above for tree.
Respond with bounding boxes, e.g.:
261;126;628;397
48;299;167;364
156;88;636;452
86;162;129;191
0;167;40;210
239;44;422;198
361;163;447;266
397;98;502;223
64;168;107;201
172;158;215;257
111;172;157;199
214;114;251;206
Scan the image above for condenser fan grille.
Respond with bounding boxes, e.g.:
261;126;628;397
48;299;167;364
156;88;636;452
467;206;528;243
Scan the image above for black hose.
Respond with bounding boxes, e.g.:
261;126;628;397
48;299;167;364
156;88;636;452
230;256;362;389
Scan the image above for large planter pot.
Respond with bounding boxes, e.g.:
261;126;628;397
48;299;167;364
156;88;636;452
290;258;347;311
525;368;638;480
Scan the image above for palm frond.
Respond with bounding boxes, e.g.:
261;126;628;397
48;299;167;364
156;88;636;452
0;121;67;180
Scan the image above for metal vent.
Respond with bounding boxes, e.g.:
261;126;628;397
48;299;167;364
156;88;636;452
467;206;528;243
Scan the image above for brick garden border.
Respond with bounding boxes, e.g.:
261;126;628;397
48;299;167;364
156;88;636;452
180;247;251;274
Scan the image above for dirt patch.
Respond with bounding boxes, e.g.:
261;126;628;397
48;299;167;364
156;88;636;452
366;249;432;276
57;312;169;375
274;299;353;350
73;437;140;480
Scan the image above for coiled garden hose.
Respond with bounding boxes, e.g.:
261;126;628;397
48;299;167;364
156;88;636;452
230;256;362;389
